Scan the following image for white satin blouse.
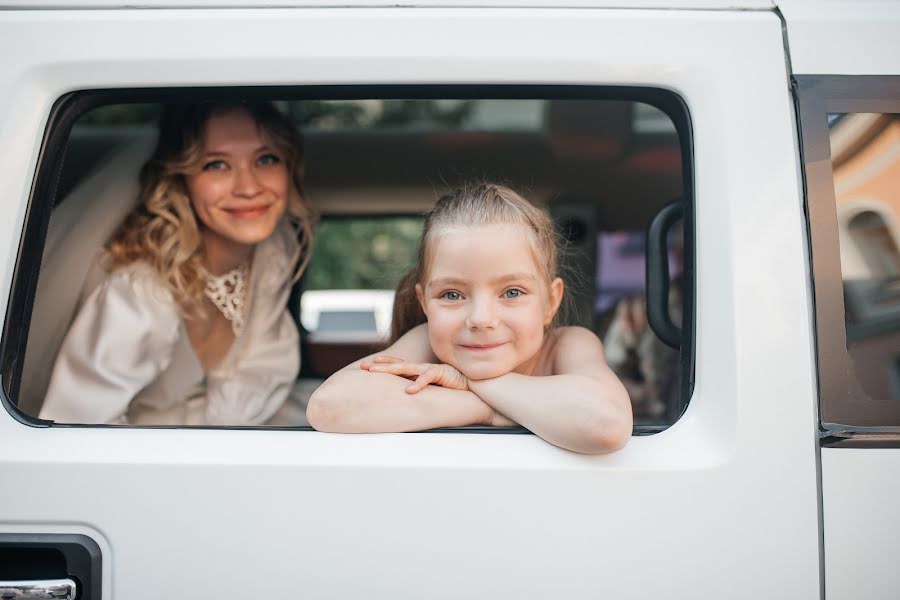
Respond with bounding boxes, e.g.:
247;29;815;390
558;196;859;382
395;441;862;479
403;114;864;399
39;220;301;425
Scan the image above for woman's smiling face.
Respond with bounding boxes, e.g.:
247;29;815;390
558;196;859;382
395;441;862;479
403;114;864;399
416;223;563;380
185;107;288;261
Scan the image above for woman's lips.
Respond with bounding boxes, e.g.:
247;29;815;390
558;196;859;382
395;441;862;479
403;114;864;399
224;205;270;219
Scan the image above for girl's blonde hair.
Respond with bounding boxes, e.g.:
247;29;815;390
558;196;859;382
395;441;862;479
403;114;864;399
390;183;563;343
104;101;314;308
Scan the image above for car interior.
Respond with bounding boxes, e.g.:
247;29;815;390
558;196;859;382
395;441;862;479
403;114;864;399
15;92;690;431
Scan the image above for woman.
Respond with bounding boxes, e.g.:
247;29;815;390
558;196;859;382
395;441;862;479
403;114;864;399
40;101;314;425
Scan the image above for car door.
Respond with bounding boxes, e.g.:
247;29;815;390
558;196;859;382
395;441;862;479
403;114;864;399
786;1;900;597
0;4;820;598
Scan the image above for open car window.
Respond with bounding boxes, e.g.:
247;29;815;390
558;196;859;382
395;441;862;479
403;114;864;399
5;89;693;432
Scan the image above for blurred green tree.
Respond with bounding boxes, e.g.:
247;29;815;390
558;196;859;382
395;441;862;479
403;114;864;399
305;217;424;291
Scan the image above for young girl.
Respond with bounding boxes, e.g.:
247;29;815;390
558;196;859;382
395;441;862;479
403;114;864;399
307;183;631;454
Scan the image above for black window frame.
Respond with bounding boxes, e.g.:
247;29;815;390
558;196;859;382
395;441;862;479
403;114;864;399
795;75;900;447
0;85;695;436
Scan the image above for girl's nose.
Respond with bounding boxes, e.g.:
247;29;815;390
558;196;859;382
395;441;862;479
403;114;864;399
233;164;262;198
466;297;498;330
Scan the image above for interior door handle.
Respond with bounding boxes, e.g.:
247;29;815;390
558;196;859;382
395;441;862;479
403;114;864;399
0;579;76;600
646;199;683;349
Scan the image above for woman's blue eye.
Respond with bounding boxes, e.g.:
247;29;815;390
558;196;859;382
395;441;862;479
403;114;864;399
504;289;523;299
257;153;280;166
202;159;227;171
442;291;461;301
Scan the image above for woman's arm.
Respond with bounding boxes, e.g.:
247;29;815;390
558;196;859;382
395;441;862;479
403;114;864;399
467;327;633;454
306;324;502;432
40;268;181;424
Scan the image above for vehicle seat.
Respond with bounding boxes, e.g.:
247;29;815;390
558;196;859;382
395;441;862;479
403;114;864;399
18;130;155;417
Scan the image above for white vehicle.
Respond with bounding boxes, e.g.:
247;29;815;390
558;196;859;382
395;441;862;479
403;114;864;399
0;1;898;598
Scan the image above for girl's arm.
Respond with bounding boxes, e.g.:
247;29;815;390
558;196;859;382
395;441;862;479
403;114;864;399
306;324;504;433
467;327;632;454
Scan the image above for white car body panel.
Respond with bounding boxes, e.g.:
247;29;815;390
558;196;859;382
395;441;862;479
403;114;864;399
779;0;900;75
0;0;775;9
0;4;857;598
822;449;900;598
780;3;900;598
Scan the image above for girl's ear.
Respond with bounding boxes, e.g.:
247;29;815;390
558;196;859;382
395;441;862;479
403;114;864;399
415;283;427;315
544;277;564;327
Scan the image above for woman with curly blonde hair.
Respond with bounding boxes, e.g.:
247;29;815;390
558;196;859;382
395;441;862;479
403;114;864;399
41;101;315;425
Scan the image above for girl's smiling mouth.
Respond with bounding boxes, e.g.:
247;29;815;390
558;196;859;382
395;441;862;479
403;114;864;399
459;342;508;352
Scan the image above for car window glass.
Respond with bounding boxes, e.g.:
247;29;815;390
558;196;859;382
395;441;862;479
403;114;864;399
829;112;900;403
11;92;691;431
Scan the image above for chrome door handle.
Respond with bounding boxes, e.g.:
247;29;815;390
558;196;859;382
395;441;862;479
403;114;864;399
0;579;76;599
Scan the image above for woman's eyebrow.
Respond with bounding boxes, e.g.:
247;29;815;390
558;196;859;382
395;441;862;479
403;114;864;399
202;145;272;156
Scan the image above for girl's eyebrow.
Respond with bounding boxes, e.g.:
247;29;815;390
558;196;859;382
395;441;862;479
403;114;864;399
429;277;468;288
429;273;537;288
493;273;538;284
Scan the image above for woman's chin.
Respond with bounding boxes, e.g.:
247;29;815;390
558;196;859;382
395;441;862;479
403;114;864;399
220;220;279;247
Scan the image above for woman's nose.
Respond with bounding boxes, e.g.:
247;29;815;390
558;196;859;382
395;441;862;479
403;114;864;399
233;164;262;198
466;297;498;330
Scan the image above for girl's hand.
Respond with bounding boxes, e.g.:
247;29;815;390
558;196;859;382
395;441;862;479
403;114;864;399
361;356;469;394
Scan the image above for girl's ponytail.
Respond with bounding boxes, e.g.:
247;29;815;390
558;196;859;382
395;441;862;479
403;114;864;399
389;267;426;344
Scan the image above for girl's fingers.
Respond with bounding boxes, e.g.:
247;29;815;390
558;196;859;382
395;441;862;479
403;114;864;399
362;355;406;371
372;355;403;364
374;363;411;374
360;359;399;371
406;367;440;394
368;361;425;377
363;360;456;393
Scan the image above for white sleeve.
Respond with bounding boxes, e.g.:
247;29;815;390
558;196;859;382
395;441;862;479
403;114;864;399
39;268;181;424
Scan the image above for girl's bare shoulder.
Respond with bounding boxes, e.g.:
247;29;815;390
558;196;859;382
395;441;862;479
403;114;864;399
553;326;604;346
545;326;607;374
384;323;438;363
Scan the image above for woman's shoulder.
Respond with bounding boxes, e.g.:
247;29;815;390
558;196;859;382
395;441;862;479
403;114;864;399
97;261;180;317
65;260;183;362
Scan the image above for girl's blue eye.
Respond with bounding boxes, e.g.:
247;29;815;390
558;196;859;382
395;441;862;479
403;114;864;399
202;159;227;171
257;153;280;166
504;289;523;299
442;291;461;301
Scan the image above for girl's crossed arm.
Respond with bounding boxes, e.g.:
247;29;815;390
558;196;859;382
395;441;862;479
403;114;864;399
467;327;632;454
306;324;508;432
366;326;632;454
